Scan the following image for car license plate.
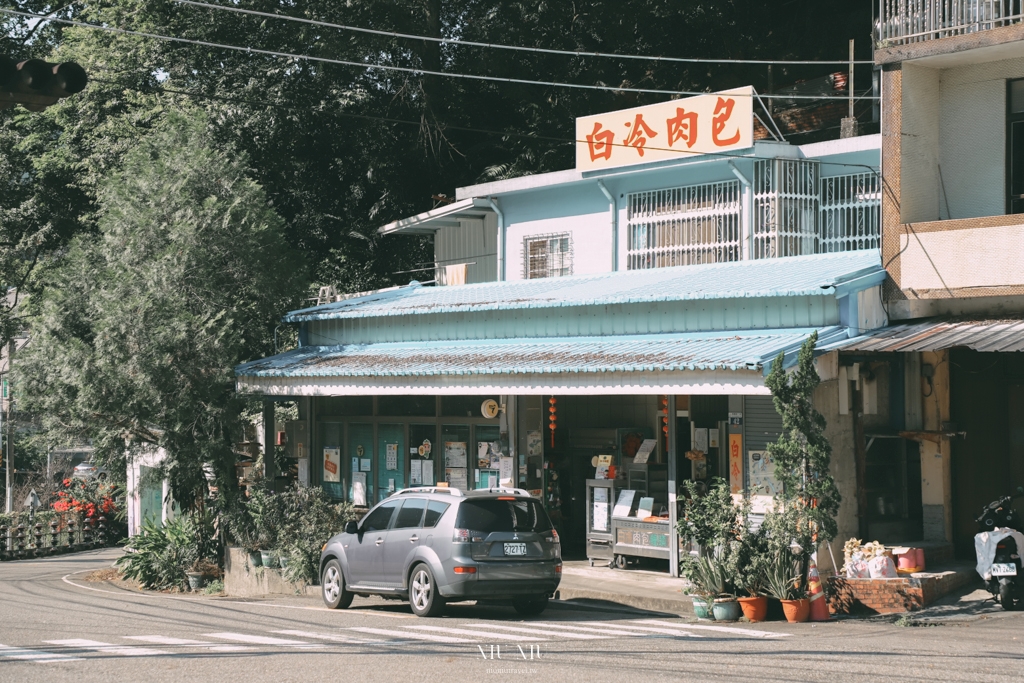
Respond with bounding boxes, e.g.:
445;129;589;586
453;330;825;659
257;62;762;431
503;543;527;556
992;562;1018;576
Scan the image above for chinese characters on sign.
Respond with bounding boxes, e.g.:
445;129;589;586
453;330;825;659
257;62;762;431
728;433;743;495
576;87;754;172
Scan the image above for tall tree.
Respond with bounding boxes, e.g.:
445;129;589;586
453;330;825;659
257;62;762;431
16;109;307;507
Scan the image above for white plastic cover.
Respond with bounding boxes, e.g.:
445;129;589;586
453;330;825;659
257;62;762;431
975;528;1024;580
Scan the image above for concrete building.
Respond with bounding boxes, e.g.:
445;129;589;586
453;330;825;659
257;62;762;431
237;86;885;575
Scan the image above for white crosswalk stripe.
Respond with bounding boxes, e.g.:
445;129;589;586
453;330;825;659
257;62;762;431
632;619;791;638
458;623;611;640
346;627;476;644
525;622;659;637
272;630;386;644
203;632;324;648
573;621;704;638
123;635;254;652
44;639;170;657
402;624;547;642
0;643;84;663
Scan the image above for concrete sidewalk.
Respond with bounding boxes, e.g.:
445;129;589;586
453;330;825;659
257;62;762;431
554;560;693;615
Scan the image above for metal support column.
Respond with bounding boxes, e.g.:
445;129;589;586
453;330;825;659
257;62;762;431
667;395;679;577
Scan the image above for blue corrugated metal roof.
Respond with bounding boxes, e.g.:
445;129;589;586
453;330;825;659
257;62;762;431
285;252;882;322
236;328;841;379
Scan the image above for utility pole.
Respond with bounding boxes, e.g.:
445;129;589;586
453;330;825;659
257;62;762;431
841;39;859;138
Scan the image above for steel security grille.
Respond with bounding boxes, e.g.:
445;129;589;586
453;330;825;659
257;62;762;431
819;173;881;253
523;233;572;279
752;158;820;260
626;180;742;270
878;0;1023;45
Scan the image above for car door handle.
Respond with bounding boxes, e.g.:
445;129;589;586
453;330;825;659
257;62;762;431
375;537;384;546
409;535;419;543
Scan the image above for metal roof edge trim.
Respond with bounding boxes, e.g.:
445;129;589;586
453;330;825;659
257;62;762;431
377;197;494;235
758;325;851;376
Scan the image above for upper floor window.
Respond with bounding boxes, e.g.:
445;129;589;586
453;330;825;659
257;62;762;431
1008;78;1024;214
524;233;571;279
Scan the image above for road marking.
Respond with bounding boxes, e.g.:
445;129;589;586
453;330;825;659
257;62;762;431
44;639;170;656
272;630;386;644
346;627;476;644
574;621;703;638
527;622;657;637
459;624;611;640
0;644;84;663
402;625;546;642
123;635;254;651
202;633;323;648
632;619;791;638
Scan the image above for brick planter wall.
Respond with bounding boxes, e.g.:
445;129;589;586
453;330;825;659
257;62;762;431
827;567;978;614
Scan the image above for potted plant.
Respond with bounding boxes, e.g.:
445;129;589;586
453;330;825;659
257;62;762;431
186;560;207;591
735;529;770;622
681;554;740;620
766;554;809;623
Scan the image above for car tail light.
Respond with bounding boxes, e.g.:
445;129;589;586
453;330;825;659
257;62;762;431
453;566;477;574
555;563;562;574
545;529;560;544
453;528;471;543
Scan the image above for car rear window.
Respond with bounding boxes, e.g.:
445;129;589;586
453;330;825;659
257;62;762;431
455;499;552;534
423;501;450;528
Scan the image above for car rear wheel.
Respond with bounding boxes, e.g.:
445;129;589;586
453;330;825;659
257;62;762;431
409;563;445;617
322;559;353;609
513;594;549;616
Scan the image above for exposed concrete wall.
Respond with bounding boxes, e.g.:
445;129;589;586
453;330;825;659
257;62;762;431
920;350;953;543
901;64;941;223
223;546;316;598
815;378;858;574
899;222;1024;292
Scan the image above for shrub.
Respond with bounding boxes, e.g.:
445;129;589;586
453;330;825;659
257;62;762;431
276;487;357;585
117;509;218;590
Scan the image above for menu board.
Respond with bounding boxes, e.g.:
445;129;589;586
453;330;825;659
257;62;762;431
592;487;609;532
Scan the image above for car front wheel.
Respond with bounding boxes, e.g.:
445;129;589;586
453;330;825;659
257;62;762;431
409;563;445;617
322;559;353;609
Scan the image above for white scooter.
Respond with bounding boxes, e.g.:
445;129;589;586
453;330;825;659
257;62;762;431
975;487;1024;611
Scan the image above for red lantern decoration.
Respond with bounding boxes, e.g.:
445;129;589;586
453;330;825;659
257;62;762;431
548;397;558;448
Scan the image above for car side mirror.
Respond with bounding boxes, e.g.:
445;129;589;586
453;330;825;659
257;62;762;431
345;521;359;535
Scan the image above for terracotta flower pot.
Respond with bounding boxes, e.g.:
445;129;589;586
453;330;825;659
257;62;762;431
738;596;769;622
781;598;811;623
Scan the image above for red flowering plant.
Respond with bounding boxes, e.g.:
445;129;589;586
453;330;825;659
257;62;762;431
51;477;125;529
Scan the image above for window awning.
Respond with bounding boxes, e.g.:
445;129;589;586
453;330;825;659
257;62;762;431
236;327;843;396
818;319;1024;354
377;197;495;235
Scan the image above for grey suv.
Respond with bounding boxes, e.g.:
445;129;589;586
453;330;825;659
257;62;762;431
319;487;561;617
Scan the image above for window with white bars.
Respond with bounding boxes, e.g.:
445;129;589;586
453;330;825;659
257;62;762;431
819;173;881;253
626;180;742;270
752;158;821;259
523;233;572;279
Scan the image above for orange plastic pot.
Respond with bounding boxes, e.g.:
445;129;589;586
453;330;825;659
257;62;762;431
781;598;810;623
738;596;769;622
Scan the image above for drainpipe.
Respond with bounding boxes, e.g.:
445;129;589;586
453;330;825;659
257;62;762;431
485;197;505;281
597;180;617;271
729;162;752;261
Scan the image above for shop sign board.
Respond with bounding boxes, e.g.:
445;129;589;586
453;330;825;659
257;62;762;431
575;86;754;172
728;433;743;495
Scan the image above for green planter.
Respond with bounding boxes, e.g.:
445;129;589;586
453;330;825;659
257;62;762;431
186;571;205;591
712;599;741;622
260;550;277;567
248;550;263;567
691;597;713;620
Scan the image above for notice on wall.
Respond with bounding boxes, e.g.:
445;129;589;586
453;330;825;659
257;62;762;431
694;428;709;454
388;478;395;493
709;430;720;449
410;459;422;486
386;443;398;471
298;458;309;487
633;439;657;464
446;467;468;491
748;450;781;513
527;430;543;457
352;472;367;507
422;460;434;486
613;489;637;518
728;433;743;496
593;487;609;532
323;447;340;483
352;457;359;477
499;456;514;484
360;458;372;472
445;442;468;468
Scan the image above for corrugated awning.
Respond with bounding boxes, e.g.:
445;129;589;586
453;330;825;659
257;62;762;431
819;319;1024;353
236;327;840;396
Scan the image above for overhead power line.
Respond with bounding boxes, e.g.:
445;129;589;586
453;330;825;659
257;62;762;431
1;9;879;101
174;0;876;66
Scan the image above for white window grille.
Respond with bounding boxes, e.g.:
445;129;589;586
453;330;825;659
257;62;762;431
523;233;572;279
878;0;1024;46
752;159;820;259
626;180;742;270
819;173;881;253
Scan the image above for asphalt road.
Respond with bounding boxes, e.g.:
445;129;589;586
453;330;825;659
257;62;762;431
1;549;1023;683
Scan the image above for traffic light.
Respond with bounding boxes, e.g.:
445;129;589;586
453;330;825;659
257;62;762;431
0;56;87;112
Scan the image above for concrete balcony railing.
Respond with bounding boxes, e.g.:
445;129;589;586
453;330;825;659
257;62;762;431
878;0;1024;45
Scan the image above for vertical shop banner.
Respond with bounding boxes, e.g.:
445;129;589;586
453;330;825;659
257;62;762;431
323;447;340;483
576;86;754;171
728;433;743;495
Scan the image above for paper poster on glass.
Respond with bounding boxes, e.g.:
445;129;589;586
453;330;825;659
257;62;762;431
633;439;657;464
592;487;609;532
446;467;468;491
499;456;514;483
322;447;340;483
445;442;467;468
351;472;367;506
527;430;543;457
477;441;491;468
421;460;434;486
748;450;781;513
386;443;398;471
410;459;422;485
